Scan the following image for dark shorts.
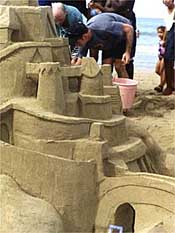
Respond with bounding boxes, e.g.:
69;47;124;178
102;40;126;60
102;31;136;60
164;23;175;61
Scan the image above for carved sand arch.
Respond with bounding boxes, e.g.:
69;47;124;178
114;202;135;233
95;174;175;232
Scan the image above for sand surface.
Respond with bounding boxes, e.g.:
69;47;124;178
128;70;175;153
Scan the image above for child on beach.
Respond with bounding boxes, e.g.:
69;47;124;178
154;26;166;92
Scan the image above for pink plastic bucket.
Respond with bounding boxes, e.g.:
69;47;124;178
113;78;138;109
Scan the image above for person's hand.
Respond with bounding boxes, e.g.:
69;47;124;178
71;57;76;65
122;52;130;64
75;57;82;65
71;57;82;65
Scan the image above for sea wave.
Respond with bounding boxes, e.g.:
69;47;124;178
136;45;157;54
135;17;164;70
138;31;157;36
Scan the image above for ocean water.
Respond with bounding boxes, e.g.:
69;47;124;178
134;17;165;71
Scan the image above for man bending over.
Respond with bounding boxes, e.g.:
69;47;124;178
68;13;133;77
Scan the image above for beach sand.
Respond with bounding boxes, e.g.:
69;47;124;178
127;70;175;153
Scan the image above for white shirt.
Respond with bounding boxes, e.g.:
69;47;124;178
164;7;175;31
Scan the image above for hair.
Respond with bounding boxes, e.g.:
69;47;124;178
163;0;174;5
67;22;88;46
163;0;174;2
157;26;167;40
68;22;88;39
157;25;166;32
52;2;66;14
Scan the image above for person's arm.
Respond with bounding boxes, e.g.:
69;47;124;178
110;21;133;64
104;0;135;13
121;23;134;64
88;1;105;12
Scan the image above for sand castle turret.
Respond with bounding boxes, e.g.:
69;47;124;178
79;58;112;120
0;1;175;232
37;62;65;114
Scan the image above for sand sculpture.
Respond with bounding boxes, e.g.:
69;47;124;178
0;1;175;232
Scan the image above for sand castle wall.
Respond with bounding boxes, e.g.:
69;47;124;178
1;0;38;6
0;41;70;101
0;174;64;233
0;141;97;232
0;4;70;101
0;5;57;48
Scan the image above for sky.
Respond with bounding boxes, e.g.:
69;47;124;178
134;0;165;18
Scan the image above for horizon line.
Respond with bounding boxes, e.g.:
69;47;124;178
136;16;164;19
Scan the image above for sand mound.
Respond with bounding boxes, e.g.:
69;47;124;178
127;71;175;153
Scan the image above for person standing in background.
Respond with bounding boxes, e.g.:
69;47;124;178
38;0;52;6
88;0;106;17
162;0;175;95
61;0;88;18
154;26;166;93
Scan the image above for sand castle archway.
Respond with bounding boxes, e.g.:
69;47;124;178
95;174;175;232
114;202;135;233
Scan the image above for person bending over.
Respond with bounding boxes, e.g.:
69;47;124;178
38;0;88;17
51;3;84;59
105;0;136;79
67;13;133;78
87;0;136;78
52;2;83;37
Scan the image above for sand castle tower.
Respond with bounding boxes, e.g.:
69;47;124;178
0;1;175;232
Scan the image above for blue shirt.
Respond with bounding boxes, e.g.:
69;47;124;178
78;13;131;57
56;5;83;37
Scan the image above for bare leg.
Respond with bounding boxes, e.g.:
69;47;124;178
102;57;113;72
126;60;134;79
114;59;129;78
90;48;99;61
160;69;166;87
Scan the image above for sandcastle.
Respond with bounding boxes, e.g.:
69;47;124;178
0;1;175;232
